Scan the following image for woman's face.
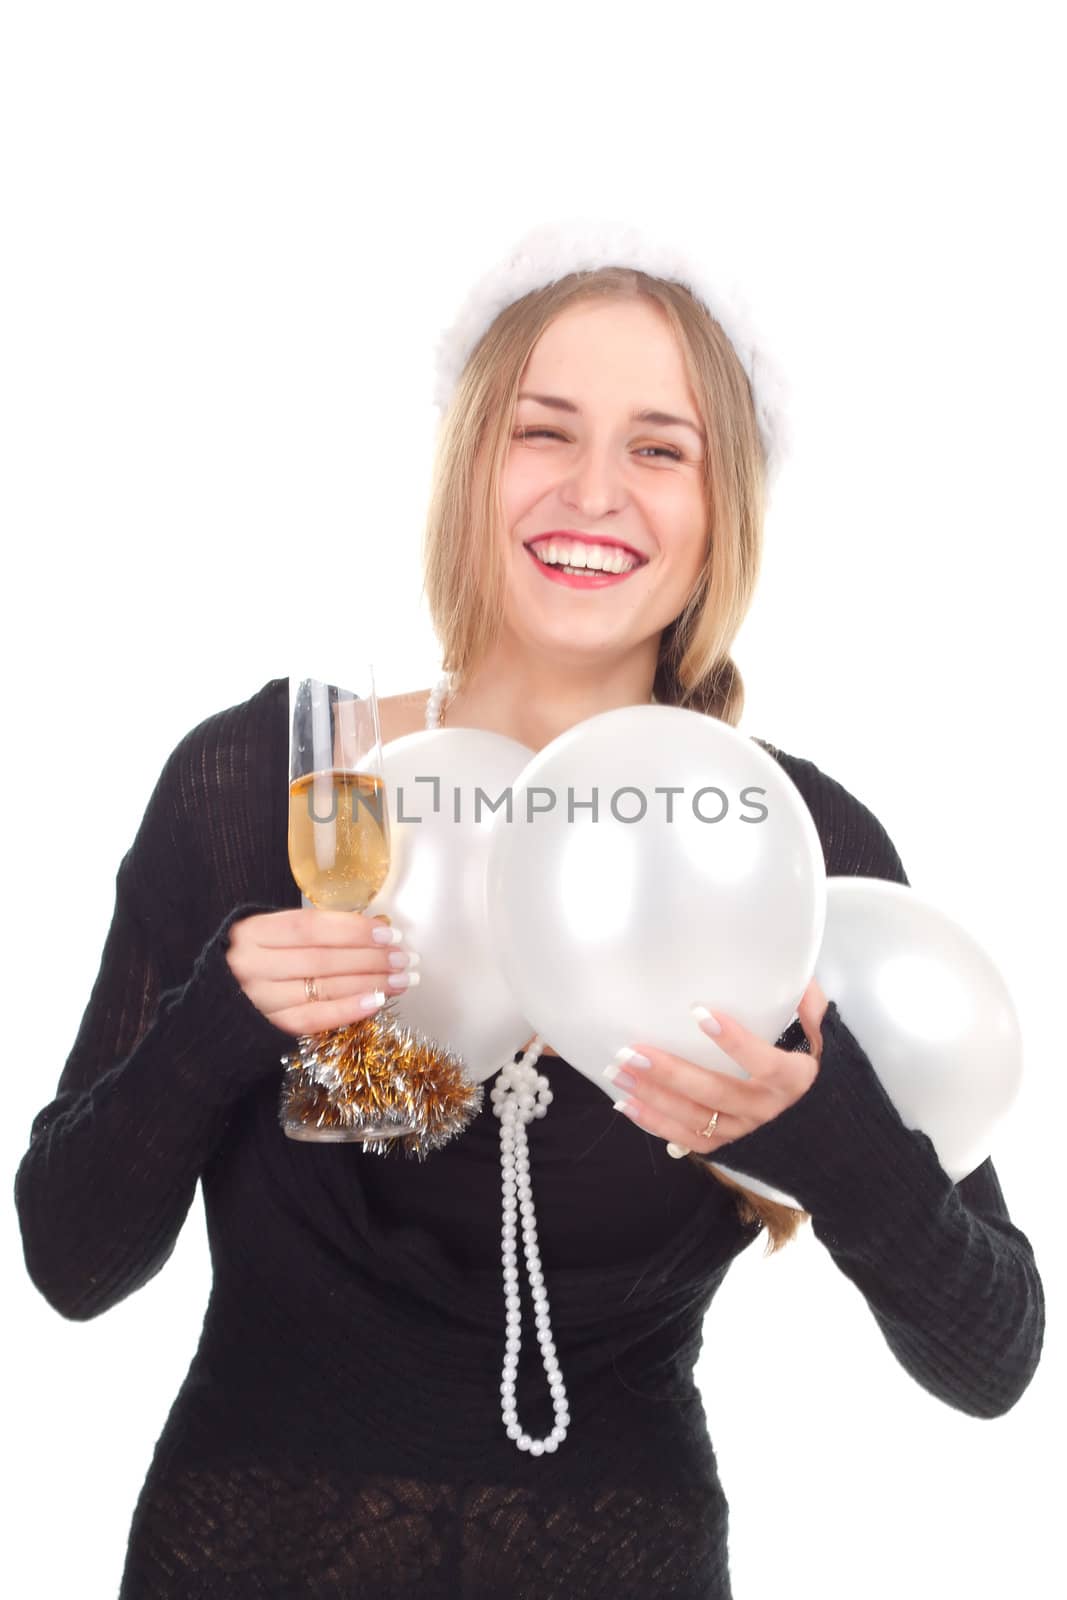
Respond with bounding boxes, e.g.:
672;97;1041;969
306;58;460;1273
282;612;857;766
498;295;709;665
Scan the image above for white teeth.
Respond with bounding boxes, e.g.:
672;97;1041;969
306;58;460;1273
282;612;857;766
530;540;637;574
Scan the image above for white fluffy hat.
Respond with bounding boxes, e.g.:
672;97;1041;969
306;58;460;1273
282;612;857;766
432;215;792;489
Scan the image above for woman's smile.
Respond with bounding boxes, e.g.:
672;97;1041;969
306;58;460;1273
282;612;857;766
524;529;649;589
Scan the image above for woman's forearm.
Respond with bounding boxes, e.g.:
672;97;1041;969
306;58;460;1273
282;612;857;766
15;902;290;1321
705;1003;1045;1417
810;1153;1045;1418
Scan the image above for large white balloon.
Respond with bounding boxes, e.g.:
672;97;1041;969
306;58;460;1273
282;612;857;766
814;878;1024;1181
485;706;825;1209
363;729;535;1084
486;703;827;1090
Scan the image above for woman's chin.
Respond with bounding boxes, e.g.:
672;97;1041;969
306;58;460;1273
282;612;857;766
506;625;638;666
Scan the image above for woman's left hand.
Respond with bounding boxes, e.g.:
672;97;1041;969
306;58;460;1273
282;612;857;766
608;978;830;1157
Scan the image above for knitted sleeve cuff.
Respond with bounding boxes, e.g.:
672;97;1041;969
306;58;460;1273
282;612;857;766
704;1001;956;1244
151;902;299;1109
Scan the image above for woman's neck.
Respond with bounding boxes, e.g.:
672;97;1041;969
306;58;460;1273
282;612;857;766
444;648;658;752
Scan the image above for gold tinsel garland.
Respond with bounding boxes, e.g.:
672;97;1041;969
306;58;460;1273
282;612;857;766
279;997;484;1158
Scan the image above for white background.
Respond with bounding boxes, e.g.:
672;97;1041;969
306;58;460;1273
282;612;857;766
2;3;1062;1596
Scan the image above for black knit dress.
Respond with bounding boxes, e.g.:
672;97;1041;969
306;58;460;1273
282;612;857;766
15;678;1044;1598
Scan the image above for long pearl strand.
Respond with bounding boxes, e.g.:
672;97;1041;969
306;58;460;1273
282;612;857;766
425;672;570;1456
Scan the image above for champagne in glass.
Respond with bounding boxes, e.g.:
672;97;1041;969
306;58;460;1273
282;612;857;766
288;769;390;912
280;669;416;1142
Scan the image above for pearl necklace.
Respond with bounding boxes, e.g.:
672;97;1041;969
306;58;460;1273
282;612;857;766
425;672;568;1456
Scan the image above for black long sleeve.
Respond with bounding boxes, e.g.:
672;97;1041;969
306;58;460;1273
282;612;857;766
12;685;1047;1597
707;753;1045;1418
15;697;295;1320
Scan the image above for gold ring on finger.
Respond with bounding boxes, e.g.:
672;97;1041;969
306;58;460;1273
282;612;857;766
304;976;319;1003
699;1109;720;1139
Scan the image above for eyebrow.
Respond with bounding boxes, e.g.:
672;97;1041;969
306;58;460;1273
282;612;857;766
516;391;706;445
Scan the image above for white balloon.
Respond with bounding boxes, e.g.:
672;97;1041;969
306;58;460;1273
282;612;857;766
486;705;825;1209
814;878;1024;1181
362;729;535;1084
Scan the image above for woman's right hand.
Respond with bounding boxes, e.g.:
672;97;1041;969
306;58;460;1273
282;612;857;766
224;908;421;1036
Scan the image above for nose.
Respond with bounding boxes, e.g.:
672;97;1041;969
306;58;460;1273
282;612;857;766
558;441;627;521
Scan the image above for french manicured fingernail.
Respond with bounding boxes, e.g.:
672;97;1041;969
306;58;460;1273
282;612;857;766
359;990;387;1012
372;925;404;945
614;1047;652;1069
387;970;420;989
691;1004;722;1035
387;950;419;969
612;1098;639;1117
603;1064;639;1091
666;1143;690;1159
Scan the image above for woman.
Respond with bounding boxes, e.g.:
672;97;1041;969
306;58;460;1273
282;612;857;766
15;221;1045;1598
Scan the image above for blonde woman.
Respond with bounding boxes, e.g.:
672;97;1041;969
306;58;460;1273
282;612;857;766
15;222;1044;1599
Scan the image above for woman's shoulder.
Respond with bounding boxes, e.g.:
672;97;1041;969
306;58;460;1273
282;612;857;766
124;678;288;886
186;675;288;747
160;679;433;788
748;735;909;886
155;679;431;812
156;677;289;812
107;679;291;936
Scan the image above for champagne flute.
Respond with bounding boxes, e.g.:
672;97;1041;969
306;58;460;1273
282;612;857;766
280;669;418;1142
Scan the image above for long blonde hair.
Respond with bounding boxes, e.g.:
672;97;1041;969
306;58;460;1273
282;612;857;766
421;264;807;1253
